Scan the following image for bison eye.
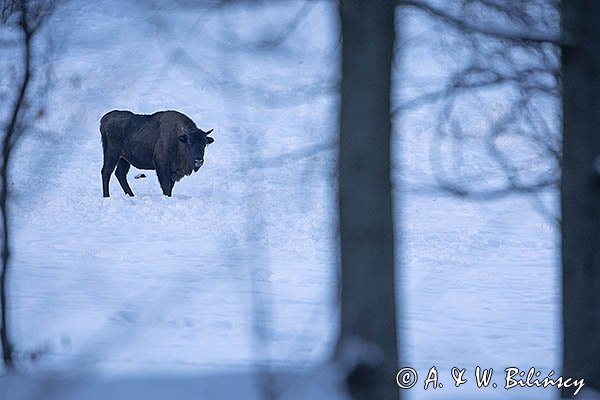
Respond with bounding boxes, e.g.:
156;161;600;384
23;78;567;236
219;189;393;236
178;135;189;144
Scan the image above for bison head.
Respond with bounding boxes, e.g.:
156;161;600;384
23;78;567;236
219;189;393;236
178;128;214;172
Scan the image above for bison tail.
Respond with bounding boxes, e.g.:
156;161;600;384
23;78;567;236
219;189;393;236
100;127;107;151
100;121;111;159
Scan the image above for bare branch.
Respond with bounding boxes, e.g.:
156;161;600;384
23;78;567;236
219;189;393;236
399;0;559;44
1;0;57;370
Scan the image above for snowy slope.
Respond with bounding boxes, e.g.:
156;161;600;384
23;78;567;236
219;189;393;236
9;0;339;374
2;0;560;399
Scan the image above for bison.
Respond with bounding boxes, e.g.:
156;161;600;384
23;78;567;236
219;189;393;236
100;110;214;197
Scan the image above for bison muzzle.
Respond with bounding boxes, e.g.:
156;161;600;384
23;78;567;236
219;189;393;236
100;110;214;197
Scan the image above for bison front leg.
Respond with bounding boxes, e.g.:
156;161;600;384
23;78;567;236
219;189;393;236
156;168;174;197
115;158;135;196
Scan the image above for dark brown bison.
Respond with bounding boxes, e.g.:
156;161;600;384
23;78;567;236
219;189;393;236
100;110;214;197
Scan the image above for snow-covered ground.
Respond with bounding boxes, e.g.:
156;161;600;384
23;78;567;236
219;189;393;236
1;1;561;399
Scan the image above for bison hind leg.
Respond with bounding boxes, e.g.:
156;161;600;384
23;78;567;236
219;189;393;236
101;152;120;198
115;158;135;197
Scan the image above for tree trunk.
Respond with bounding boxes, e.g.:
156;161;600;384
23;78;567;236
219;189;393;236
561;0;600;395
337;1;398;399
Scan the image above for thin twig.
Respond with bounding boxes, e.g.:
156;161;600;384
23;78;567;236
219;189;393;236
0;0;33;370
399;0;559;44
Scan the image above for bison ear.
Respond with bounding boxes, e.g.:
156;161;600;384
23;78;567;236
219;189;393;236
205;129;214;135
178;134;189;144
207;136;215;144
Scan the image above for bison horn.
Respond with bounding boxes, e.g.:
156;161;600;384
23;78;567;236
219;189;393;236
205;129;214;135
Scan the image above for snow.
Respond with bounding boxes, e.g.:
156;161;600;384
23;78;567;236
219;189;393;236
0;0;561;399
0;365;350;400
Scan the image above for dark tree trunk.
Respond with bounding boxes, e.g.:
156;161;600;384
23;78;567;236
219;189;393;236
337;1;398;399
561;0;600;395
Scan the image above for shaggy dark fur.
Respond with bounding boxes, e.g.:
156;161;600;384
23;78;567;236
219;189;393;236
100;110;214;197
